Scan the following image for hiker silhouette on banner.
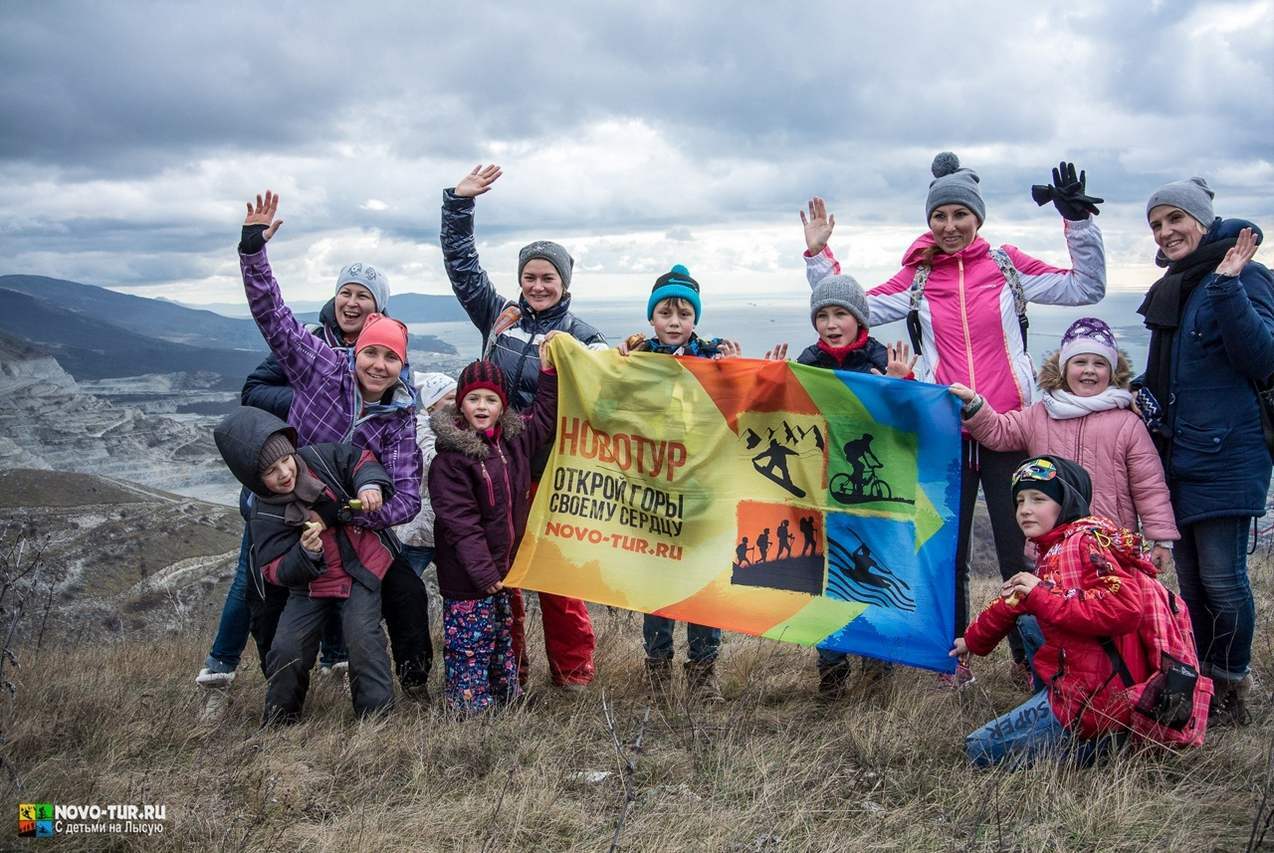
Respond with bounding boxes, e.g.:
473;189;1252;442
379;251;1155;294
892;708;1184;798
756;528;771;562
752;438;806;498
776;519;793;560
799;515;818;556
735;537;752;567
841;433;882;497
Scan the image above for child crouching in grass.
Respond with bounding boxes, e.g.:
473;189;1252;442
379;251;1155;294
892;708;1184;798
619;265;740;701
428;341;559;714
213;407;396;724
954;455;1210;767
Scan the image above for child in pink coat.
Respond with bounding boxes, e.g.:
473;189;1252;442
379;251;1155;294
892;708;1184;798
949;317;1178;572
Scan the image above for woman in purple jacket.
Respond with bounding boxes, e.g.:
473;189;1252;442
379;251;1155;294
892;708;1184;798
238;190;432;695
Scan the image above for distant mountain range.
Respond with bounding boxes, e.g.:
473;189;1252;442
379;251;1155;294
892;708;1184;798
0;274;456;389
164;292;472;323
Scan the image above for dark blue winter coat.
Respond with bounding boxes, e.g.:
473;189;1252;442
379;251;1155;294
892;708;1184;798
241;299;350;419
440;189;606;411
1156;219;1274;524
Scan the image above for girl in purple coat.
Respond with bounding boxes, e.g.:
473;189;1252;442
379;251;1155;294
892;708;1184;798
429;341;560;714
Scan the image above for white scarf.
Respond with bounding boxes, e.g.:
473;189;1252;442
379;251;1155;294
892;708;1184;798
1041;387;1134;420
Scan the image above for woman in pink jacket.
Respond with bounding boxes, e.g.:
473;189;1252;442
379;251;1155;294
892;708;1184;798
949;317;1178;567
801;153;1107;684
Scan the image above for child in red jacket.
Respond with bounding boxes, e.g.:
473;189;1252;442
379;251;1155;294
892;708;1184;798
953;455;1165;767
428;341;559;715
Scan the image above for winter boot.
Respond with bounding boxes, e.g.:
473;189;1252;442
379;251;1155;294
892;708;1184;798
684;659;724;703
645;658;673;699
859;656;895;692
1210;672;1254;727
817;660;852;699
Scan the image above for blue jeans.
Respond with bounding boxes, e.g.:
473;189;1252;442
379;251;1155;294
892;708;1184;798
207;528;252;670
400;544;435;577
643;615;720;663
1174;517;1255;680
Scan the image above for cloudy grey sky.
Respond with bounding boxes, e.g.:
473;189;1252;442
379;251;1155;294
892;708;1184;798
1;1;1271;306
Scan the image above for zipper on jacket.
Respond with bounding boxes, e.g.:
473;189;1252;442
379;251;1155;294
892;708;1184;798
479;461;496;506
957;257;976;388
496;445;517;570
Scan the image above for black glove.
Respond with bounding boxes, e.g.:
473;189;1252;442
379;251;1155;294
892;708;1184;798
1030;161;1104;220
239;224;269;255
312;497;353;529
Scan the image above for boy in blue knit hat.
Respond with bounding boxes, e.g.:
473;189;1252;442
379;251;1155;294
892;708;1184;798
618;264;739;700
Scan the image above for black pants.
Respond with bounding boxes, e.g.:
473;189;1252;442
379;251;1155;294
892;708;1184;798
955;439;1030;661
247;551;433;686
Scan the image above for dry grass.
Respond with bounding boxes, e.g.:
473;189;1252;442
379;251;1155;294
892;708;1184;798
6;569;1274;852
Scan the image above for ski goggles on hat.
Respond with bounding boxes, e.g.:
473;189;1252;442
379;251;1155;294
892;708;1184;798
1012;458;1058;486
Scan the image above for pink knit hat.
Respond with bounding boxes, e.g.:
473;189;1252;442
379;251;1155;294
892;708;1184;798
1059;317;1118;370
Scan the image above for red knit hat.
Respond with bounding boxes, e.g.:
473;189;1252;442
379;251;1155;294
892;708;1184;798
457;360;508;409
354;313;408;362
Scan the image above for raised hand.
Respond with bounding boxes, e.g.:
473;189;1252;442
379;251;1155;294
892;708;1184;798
244;190;284;241
1216;227;1260;278
762;343;789;361
875;341;917;378
454;164;503;198
799;197;836;255
1030;161;1103;220
715;340;742;360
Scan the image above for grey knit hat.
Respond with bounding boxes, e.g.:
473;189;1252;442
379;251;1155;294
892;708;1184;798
518;240;574;289
925;152;985;224
336;262;390;312
1146;176;1215;227
810;274;870;329
257;431;296;474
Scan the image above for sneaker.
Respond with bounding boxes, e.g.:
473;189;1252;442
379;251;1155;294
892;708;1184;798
937;661;975;690
196;667;236;687
196;657;237;687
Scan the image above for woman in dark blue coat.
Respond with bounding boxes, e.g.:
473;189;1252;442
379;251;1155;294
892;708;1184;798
1138;177;1274;726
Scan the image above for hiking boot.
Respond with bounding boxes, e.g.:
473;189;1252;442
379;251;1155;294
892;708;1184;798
859;657;895;692
684;660;724;703
645;658;673;698
937;660;976;690
817;661;852;699
1210;673;1254;727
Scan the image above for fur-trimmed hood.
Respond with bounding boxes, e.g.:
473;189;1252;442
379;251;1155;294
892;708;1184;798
430;403;526;459
1038;347;1133;393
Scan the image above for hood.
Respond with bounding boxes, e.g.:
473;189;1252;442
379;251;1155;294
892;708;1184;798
213;406;298;497
900;232;991;269
430;403;525;459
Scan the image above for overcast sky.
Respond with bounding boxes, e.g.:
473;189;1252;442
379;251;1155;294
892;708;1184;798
1;1;1271;308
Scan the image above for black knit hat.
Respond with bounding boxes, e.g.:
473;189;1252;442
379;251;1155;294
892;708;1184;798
1011;455;1092;524
457;360;508;409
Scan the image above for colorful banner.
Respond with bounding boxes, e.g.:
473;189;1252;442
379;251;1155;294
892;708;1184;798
507;337;963;672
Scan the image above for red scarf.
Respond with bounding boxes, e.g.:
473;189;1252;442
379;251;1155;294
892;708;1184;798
816;327;870;365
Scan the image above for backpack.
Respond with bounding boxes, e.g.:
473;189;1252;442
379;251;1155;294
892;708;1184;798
905;247;1028;356
1094;528;1214;748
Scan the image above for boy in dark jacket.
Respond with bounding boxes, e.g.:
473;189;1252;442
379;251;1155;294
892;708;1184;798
214;406;396;723
428;345;559;714
767;273;916;697
617;265;740;700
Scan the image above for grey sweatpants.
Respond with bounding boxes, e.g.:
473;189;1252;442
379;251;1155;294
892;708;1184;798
264;582;394;722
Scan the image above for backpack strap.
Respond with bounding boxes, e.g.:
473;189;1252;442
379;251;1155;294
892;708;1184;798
1099;637;1135;688
905;264;931;355
989;247;1029;350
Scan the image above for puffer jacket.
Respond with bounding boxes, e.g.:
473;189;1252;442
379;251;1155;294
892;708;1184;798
964;516;1153;740
1145;219;1274;524
805;218;1106;414
428;370;558;599
240;246;422;530
962;398;1178;542
393;414;440;547
241;298;351;419
440;189;606;411
214;405;396;599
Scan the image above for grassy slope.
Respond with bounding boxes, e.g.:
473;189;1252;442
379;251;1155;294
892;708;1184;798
6;570;1273;852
